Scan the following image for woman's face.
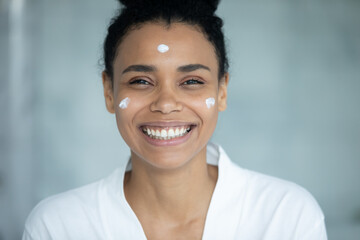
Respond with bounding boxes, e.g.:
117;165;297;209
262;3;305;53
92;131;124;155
103;22;228;169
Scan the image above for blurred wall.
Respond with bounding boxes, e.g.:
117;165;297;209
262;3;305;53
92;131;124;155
0;0;359;239
1;0;37;239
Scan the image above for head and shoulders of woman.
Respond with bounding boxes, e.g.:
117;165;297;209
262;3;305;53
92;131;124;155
25;0;320;216
24;0;324;238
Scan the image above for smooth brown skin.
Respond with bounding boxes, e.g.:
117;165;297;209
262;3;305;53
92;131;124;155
103;22;229;239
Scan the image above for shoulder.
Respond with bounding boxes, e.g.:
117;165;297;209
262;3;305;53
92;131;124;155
23;179;105;239
225;161;326;238
29;180;101;216
216;144;323;215
232;160;324;216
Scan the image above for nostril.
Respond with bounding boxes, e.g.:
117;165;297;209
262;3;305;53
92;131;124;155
150;96;183;113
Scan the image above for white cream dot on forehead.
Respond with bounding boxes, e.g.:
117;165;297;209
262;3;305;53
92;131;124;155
119;97;130;109
205;97;215;109
157;44;169;53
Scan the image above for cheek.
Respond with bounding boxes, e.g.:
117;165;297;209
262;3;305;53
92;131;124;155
118;97;130;109
205;97;216;109
187;96;218;123
114;96;144;136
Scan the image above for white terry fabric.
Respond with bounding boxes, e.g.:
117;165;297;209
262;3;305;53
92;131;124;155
23;143;327;240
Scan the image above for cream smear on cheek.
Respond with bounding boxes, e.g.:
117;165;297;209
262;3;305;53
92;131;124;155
119;97;130;109
157;44;169;53
205;97;216;109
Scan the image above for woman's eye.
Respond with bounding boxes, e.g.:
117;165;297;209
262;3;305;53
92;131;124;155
129;79;150;85
182;79;204;85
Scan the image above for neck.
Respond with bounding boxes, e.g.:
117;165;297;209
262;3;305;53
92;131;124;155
124;147;218;223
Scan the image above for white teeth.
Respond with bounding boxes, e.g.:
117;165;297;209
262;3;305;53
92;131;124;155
168;129;175;138
161;129;167;138
142;126;192;140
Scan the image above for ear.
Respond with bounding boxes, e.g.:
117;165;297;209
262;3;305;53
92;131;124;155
102;71;115;114
218;73;229;112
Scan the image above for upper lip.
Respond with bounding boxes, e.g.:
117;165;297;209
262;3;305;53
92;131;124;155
138;121;197;128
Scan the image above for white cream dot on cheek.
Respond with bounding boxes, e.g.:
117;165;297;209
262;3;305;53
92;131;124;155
205;97;216;109
119;97;130;109
157;44;169;53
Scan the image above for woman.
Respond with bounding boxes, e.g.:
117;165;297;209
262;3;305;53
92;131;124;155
23;0;327;239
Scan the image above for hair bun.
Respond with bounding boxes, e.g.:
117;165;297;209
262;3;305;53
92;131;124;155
118;0;220;14
201;0;220;13
118;0;140;8
117;0;132;8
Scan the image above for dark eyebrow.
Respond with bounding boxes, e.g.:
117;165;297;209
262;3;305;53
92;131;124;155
122;65;157;74
121;64;210;74
177;64;211;73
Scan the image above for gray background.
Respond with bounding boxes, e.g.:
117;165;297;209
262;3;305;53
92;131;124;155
1;0;359;239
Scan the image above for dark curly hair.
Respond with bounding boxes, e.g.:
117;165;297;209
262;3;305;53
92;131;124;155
103;0;228;80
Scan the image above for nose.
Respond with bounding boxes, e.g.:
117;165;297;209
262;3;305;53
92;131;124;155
150;87;183;114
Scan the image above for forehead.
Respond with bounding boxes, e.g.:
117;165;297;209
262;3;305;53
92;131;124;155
115;22;218;70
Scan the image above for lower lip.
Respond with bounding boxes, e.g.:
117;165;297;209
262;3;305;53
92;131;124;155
140;128;194;147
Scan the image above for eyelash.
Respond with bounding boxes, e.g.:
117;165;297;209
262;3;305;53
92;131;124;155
182;79;204;85
128;78;204;86
129;79;151;85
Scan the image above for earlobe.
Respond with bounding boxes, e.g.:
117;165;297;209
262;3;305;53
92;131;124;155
218;73;229;112
102;71;115;114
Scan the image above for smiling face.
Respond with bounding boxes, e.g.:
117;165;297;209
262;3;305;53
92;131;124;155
103;22;228;170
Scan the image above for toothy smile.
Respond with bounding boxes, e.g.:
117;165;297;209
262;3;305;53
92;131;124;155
141;125;192;140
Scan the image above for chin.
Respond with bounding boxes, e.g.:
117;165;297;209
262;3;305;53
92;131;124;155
142;152;193;170
131;146;204;171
